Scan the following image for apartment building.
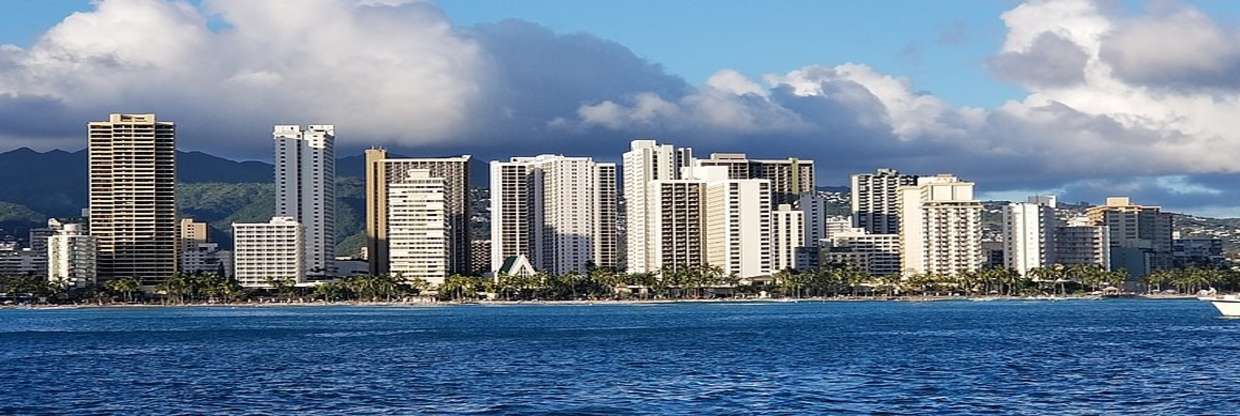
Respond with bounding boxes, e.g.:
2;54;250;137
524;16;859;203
387;169;449;285
274;124;336;277
898;174;984;276
88;113;178;284
489;155;618;275
851;168;918;235
232;217;304;288
364;148;471;275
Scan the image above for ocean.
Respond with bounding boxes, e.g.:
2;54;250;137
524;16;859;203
1;300;1237;415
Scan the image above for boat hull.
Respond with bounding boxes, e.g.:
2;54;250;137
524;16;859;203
1203;299;1240;317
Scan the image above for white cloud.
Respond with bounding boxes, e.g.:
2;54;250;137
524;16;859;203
0;0;488;146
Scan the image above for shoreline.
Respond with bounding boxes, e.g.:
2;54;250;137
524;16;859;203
1;294;1202;310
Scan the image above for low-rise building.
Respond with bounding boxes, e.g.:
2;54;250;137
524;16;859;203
47;223;96;288
822;230;902;276
232;217;303;288
181;242;232;277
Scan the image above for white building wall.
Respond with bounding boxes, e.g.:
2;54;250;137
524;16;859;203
771;204;803;272
233;217;304;288
702;173;771;279
47;224;96;288
899;175;984;276
388;170;448;285
622;140;682;274
1003;200;1057;276
490;155;617;275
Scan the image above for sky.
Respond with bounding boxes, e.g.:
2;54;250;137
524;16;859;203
3;0;1240;216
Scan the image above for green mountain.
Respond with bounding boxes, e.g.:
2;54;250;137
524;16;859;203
0;148;366;256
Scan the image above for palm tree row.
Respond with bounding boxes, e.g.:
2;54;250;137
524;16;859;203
5;263;1239;305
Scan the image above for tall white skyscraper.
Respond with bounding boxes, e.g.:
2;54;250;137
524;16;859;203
852;168;918;235
490;155;618;275
388;170;448;285
623;140;692;274
1003;196;1058;276
701;169;772;279
274;124;336;277
898;174;984;276
88;113;178;284
770;204;803;273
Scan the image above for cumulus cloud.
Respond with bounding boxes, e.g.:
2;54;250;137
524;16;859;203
5;0;1240;215
989;32;1089;87
0;0;488;151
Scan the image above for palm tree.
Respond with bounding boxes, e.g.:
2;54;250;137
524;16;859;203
107;277;141;303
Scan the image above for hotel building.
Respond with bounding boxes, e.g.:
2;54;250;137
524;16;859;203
88;113;178;284
365;148;471;276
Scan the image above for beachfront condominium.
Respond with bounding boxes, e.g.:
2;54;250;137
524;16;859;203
646;179;706;275
47;223;96;288
1002;196;1059;276
233;217;304;288
795;193;828;269
898;174;984;276
1055;216;1111;270
387;169;449;285
274;125;336;277
623;140;693;274
365;148;471;276
822;229;902;277
88;113;178;284
771;204;803;273
851;169;918;235
489;155;618;276
697;153;814;208
694;166;772;279
1085;197;1172;278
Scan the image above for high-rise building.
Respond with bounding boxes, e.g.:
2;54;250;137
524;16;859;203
822;229;902;276
1054;217;1110;270
1085;197;1172;278
697;153;814;208
365;148;472;276
770;204;803;272
47;223;96;288
623;140;693;274
489;155;618;276
387;169;449;285
88;113;178;284
851;169;918;235
702;170;772;278
1002;196;1059;276
274;125;336;277
898;174;984;276
646;179;706;275
233;217;304;288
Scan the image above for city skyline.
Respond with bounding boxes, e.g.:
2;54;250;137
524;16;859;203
3;1;1240;216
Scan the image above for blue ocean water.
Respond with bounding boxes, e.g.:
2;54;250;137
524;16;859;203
1;300;1238;415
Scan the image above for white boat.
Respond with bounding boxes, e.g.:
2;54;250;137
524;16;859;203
1199;294;1240;317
